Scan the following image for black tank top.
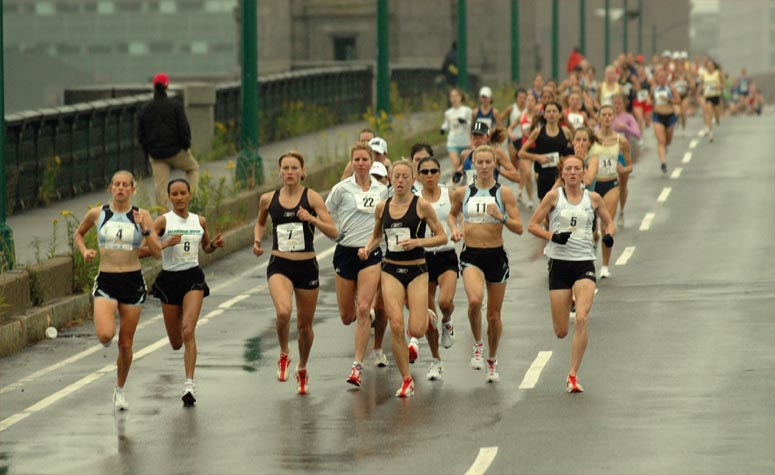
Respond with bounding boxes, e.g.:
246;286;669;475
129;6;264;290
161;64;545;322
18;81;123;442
382;195;426;261
533;125;572;175
269;188;316;252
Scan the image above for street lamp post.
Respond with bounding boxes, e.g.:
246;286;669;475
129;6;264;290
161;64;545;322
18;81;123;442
237;0;263;186
511;0;520;84
0;2;16;269
552;0;559;80
376;0;389;117
604;0;611;65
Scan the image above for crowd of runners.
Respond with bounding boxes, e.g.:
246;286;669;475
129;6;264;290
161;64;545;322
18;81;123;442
76;50;764;409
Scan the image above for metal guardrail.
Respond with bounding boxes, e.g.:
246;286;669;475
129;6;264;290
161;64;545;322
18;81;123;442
5;64;472;213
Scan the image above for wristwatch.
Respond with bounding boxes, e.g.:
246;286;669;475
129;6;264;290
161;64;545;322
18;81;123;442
500;214;508;223
141;229;151;236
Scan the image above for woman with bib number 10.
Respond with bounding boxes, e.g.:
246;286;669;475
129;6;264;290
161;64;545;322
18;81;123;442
254;151;339;395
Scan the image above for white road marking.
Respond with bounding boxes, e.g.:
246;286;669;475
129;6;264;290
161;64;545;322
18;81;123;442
518;351;553;390
671;167;682;179
689;139;698;149
639;212;656;231
219;293;252;309
0;307;233;433
682;152;692;163
615;246;636;266
465;447;499;475
657;187;672;203
0;235;330;394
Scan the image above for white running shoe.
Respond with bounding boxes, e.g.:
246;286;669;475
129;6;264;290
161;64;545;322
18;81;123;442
470;342;485;370
440;321;455;349
395;377;415;398
708;130;714;142
616;213;625;229
485;359;500;383
408;338;420;364
372;349;389;367
113;387;129;411
600;267;611;279
182;381;196;407
427;359;444;381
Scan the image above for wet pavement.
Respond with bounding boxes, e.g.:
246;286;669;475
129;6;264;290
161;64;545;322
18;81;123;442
0;116;773;474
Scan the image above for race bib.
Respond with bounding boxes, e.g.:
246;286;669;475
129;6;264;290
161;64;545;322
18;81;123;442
567;113;584;129
636;89;649;101
705;83;720;96
276;222;305;252
598;155;618;177
466;196;495;222
542;152;560;169
559;209;588;240
385;227;411;252
102;221;135;251
354;191;379;214
171;236;200;263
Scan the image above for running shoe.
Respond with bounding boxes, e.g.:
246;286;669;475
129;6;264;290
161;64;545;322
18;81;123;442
441;321;455;349
708;130;714;143
295;369;309;395
470;342;485;370
427;309;438;332
277;353;291;382
661;162;668;174
566;374;584;393
616;212;625;229
699;127;708;137
113;387;129;411
346;362;363;387
182;381;196;407
408;337;420;364
395;377;415;397
372;349;389;367
427;359;444;381
527;199;535;210
102;337;112;348
600;267;611;279
485;358;500;383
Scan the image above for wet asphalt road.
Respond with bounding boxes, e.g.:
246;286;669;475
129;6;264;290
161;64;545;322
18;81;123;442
1;116;773;474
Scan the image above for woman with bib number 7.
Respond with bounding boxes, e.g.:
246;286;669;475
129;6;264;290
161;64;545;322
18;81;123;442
254;151;339;395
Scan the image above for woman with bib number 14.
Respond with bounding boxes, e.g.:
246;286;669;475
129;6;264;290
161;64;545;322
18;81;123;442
254;151;339;395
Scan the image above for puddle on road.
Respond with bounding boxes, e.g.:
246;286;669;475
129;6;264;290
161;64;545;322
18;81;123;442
242;335;262;372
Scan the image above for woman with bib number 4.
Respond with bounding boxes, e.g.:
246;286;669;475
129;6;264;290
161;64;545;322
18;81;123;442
449;146;523;383
143;178;224;407
528;155;614;393
74;170;161;411
254;151;339;395
360;160;447;397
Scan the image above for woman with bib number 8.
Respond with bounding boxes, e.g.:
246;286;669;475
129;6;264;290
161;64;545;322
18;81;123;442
254;151;339;395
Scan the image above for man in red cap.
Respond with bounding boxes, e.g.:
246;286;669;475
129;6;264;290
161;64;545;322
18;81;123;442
138;72;199;209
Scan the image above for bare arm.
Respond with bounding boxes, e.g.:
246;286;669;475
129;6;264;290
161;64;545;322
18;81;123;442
74;207;100;262
135;209;161;259
518;128;547;164
410;199;447;249
617;137;633;174
138;215;167;258
495;148;520;183
340;161;354;181
497;186;524;235
448;187;464;242
358;200;386;259
584;156;599;188
253;192;272;257
200;216;224;254
592;192;615;237
304;189;339;239
528;188;559;240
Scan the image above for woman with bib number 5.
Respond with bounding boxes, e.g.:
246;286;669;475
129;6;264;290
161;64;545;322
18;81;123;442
254;151;339;395
528;155;614;393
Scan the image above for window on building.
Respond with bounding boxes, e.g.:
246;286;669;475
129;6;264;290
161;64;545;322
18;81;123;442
334;36;356;61
205;0;236;13
178;0;204;13
35;2;55;15
191;41;209;54
128;42;149;55
159;1;176;14
98;1;115;14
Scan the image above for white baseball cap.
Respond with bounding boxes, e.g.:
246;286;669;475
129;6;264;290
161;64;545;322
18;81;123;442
662;50;672;58
370;161;388;177
479;86;493;98
368;137;388;155
680;50;689;59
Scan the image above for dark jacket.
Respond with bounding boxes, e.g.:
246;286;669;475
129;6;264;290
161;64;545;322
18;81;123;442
137;90;191;159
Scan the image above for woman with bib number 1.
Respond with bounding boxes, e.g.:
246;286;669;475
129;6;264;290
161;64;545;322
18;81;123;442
325;142;389;389
449;146;523;384
254;151;339;395
359;159;447;397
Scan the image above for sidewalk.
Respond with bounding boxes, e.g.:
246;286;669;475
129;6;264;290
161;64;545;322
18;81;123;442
9;111;437;266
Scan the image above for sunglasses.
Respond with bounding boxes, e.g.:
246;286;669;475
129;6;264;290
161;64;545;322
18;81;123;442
419;168;440;175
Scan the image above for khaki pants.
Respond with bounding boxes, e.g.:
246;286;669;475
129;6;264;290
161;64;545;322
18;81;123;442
149;149;199;210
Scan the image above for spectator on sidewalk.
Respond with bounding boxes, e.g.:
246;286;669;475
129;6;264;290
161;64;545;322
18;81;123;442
138;73;199;210
440;41;459;87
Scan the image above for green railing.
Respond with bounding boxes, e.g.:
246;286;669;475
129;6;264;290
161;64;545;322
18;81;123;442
5;64;473;213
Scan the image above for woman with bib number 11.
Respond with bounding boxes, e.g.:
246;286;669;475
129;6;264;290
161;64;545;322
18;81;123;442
254;151;339;395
